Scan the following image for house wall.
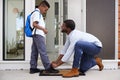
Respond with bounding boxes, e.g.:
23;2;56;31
0;0;3;61
0;0;118;70
25;0;35;61
68;0;82;30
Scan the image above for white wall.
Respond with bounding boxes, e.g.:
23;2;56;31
68;0;82;30
0;0;3;61
25;0;35;61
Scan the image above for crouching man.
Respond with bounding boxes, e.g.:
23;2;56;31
52;19;104;78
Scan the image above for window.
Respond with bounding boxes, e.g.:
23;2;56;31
3;0;25;60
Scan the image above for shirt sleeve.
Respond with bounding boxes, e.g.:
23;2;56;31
30;11;40;28
60;37;70;55
61;36;76;62
32;11;40;22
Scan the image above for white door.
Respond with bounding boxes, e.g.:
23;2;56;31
53;0;64;52
45;0;64;61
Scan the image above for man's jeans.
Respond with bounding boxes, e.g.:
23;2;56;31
73;41;101;73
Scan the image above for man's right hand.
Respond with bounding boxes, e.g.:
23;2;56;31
51;61;58;68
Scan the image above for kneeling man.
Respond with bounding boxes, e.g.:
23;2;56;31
52;19;104;78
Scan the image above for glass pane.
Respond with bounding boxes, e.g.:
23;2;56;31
3;0;25;60
54;2;59;47
63;0;68;44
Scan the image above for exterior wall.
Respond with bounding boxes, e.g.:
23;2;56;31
0;0;118;70
0;0;3;61
68;0;82;31
25;0;35;61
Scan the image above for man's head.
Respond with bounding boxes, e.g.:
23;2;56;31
61;19;75;34
38;1;50;14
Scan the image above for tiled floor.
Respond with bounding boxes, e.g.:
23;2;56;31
0;69;120;80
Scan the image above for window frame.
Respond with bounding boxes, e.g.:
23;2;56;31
3;0;25;61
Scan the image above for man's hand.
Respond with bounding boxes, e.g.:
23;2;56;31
51;60;64;68
51;55;64;68
51;61;58;68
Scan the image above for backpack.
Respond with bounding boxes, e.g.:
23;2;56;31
25;10;39;37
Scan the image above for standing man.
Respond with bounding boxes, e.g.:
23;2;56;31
52;19;104;77
30;1;58;74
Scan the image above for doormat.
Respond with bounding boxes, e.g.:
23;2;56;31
39;69;85;76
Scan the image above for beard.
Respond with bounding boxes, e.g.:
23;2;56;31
61;29;67;33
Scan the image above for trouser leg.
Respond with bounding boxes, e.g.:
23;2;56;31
79;54;96;73
73;41;101;73
34;35;51;70
72;44;83;68
30;37;38;68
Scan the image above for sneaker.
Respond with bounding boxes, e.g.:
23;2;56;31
79;69;86;76
30;68;40;74
45;67;59;73
79;72;86;76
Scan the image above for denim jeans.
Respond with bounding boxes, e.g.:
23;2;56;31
73;41;101;73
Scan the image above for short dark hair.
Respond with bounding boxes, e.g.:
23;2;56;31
64;19;75;30
39;1;50;8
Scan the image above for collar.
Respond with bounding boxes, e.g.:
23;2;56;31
35;8;41;13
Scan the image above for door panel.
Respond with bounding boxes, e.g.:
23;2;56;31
86;0;115;59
